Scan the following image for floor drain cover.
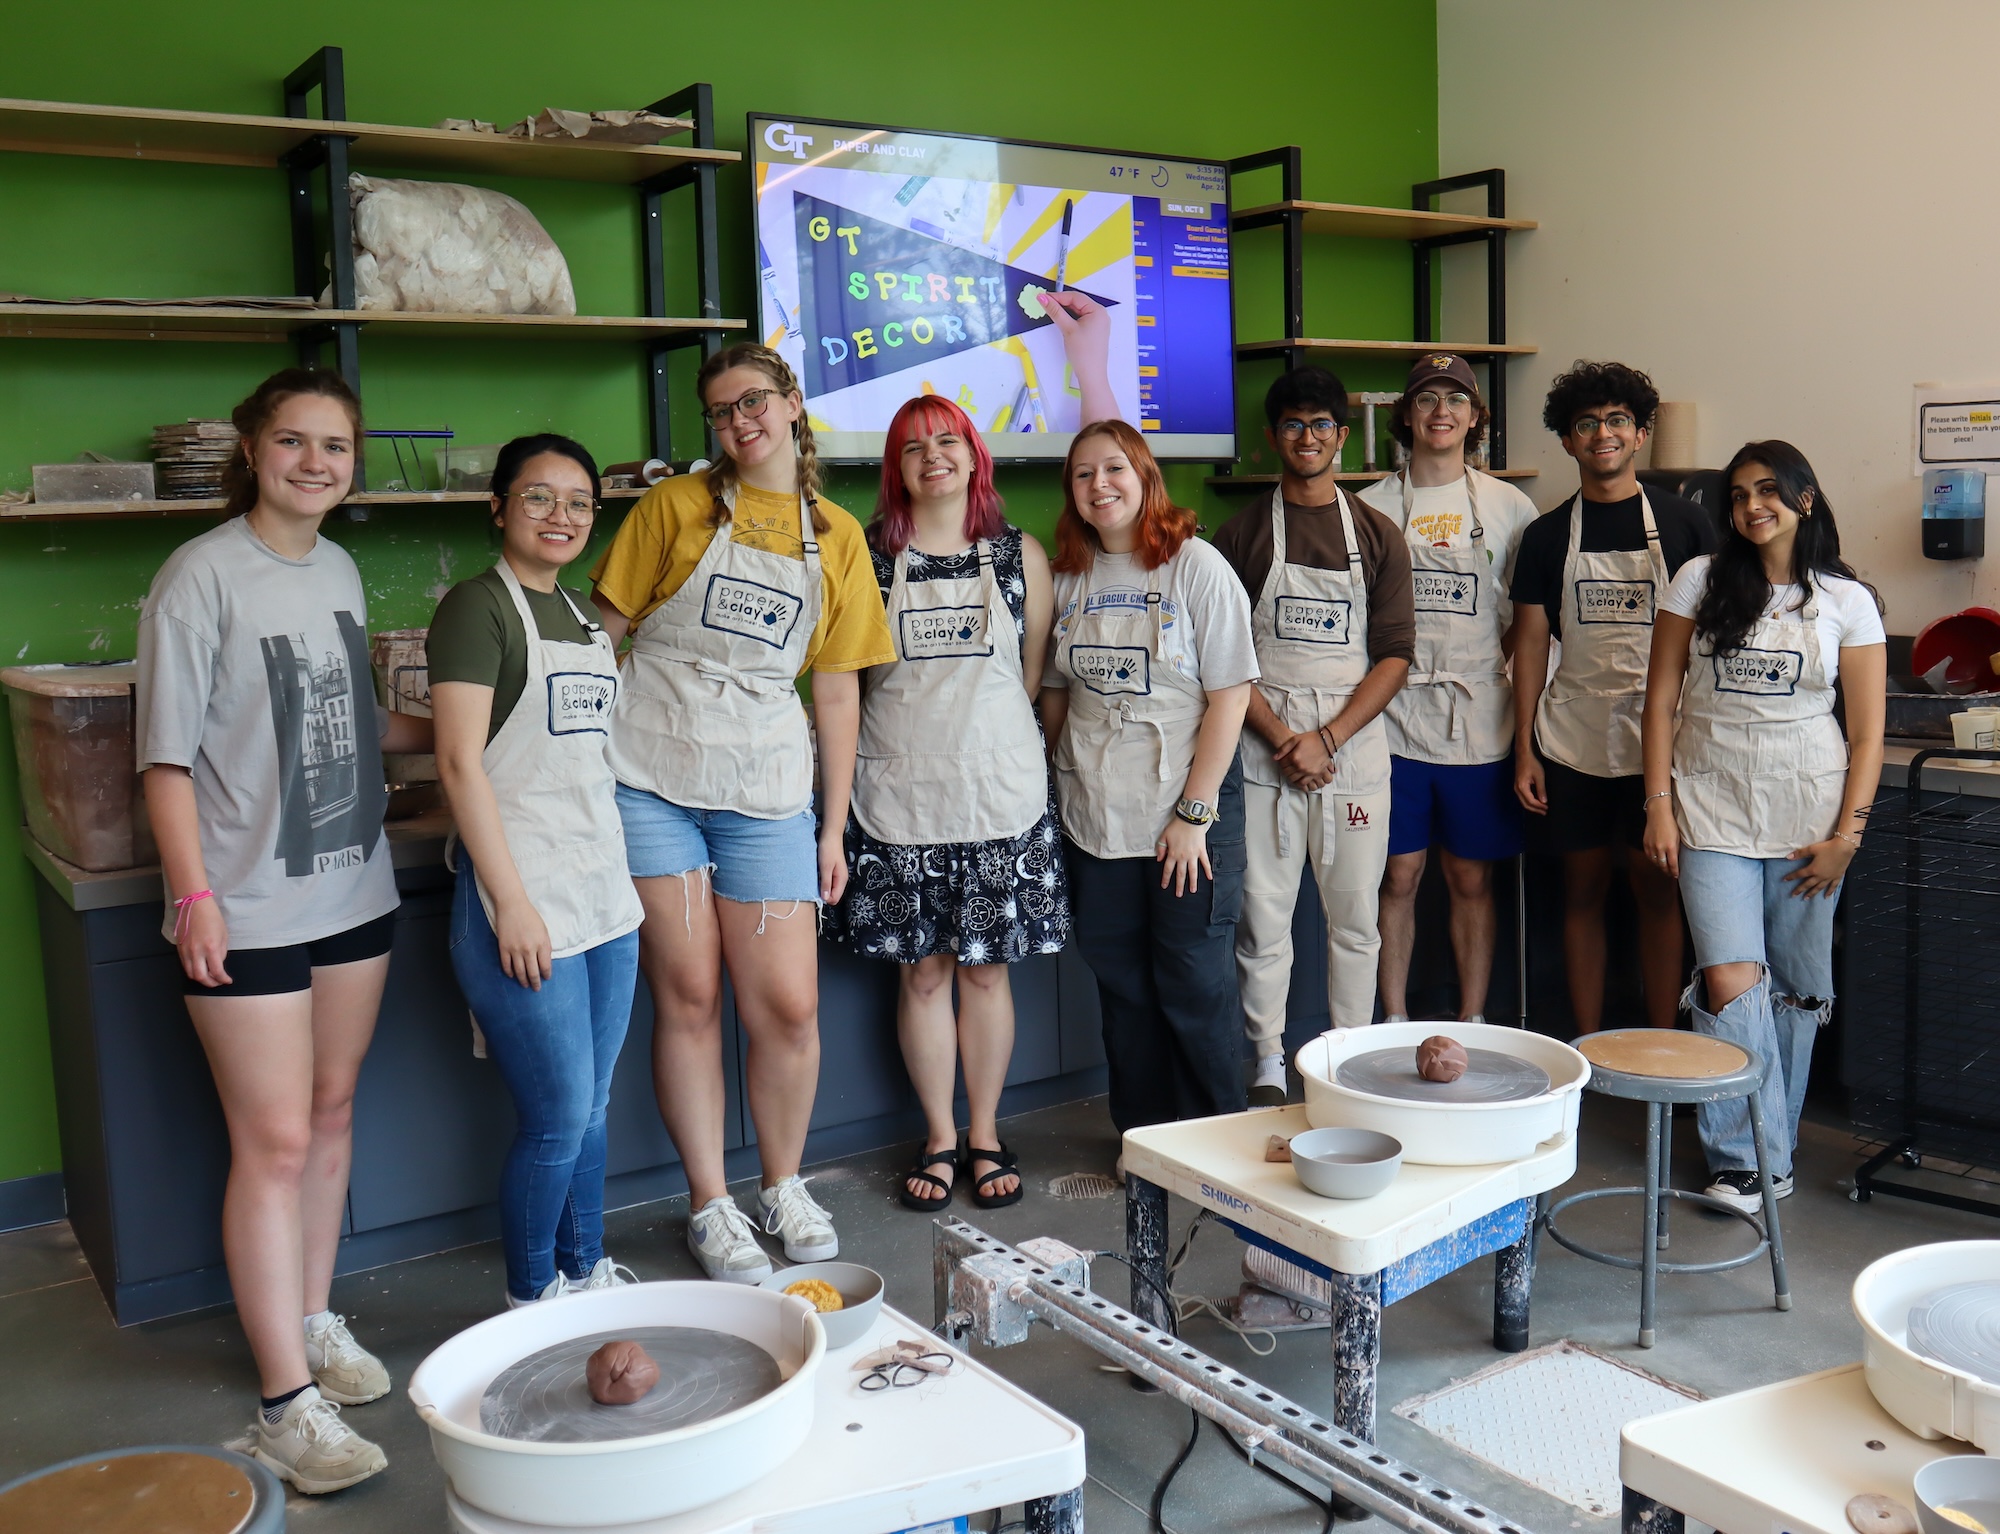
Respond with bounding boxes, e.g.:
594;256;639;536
1394;1340;1700;1516
1048;1171;1121;1200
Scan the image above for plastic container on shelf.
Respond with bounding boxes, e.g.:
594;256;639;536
1;661;155;871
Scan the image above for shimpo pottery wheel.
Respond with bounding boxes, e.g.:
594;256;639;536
1298;1021;1589;1165
408;1281;823;1527
1856;1243;2000;1451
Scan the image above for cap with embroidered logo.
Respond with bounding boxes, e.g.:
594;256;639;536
1404;352;1480;398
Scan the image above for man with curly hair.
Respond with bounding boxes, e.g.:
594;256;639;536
1510;360;1716;1033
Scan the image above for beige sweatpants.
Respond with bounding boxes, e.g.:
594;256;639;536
1237;779;1394;1052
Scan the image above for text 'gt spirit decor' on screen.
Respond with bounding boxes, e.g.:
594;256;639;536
751;115;1234;462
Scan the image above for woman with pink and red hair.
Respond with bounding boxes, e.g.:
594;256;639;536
825;395;1067;1212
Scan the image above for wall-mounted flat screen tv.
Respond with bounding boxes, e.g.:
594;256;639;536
749;114;1234;463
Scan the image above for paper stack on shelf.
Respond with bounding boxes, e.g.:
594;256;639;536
151;419;239;499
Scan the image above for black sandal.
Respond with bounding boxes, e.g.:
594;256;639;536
898;1147;958;1212
964;1144;1023;1210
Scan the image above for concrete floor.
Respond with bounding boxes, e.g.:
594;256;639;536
3;1094;1996;1534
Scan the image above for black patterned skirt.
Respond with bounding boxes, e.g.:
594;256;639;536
826;787;1072;965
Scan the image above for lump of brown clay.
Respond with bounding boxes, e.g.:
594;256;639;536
1416;1035;1469;1084
586;1340;659;1405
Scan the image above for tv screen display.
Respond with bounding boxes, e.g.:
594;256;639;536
749;114;1235;463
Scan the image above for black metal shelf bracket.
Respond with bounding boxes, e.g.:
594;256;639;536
281;44;362;452
641;82;723;465
1412;168;1509;468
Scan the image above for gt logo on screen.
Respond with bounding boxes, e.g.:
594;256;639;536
547;672;615;735
1575;579;1654;624
1712;647;1804;697
899;605;992;660
763;121;814;160
1274;596;1352;644
702;575;804;649
1070;645;1151;696
1413;571;1479;617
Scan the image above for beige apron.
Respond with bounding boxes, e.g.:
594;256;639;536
605;490;823;820
1052;555;1207;860
1534;491;1668;777
1383;471;1513;765
853;540;1046;845
1673;583;1848;857
472;563;644;957
1240;486;1389;803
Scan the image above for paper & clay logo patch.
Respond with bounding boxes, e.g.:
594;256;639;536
899;604;992;660
1069;644;1151;696
1413;570;1479;617
702;575;803;648
547;672;615;734
1274;596;1352;644
1712;647;1804;697
1575;579;1653;624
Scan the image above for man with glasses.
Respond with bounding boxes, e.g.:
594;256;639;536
1510;360;1716;1033
1359;354;1540;1033
1214;367;1414;1105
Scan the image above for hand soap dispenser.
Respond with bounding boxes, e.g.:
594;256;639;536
1924;468;1986;560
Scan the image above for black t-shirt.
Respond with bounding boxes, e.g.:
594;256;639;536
1509;489;1719;638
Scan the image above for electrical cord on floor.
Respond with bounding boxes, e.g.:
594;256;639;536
1164;1210;1278;1357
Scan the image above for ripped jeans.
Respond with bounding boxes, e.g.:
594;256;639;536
1678;847;1838;1178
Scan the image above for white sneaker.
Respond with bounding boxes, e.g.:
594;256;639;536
688;1197;774;1283
505;1273;574;1309
579;1257;638;1291
302;1312;389;1405
254;1386;387;1494
1704;1168;1795;1215
757;1175;839;1263
1382;1013;1410;1026
1248;1052;1287;1108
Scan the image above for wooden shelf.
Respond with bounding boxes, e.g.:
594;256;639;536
1237;338;1538;360
0;304;745;344
1233;200;1535;241
2;486;651;522
1206;470;1538;491
0;98;737;182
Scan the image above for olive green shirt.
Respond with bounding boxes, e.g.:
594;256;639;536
426;568;597;743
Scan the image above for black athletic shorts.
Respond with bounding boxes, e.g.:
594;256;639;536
1524;749;1645;855
182;910;398;998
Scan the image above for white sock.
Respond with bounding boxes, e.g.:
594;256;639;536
304;1309;334;1333
1254;1052;1286;1087
1382;1013;1409;1026
1462;1014;1485;1027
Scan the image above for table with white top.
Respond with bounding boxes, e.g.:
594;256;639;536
1619;1363;1975;1534
444;1304;1086;1534
1121;1104;1578;1439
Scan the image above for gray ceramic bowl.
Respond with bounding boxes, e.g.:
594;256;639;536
1914;1454;2000;1534
1289;1128;1404;1200
758;1261;885;1349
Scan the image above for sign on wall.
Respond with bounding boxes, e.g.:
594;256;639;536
1914;384;2000;473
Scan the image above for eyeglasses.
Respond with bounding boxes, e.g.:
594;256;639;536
512;488;596;521
1276;417;1340;441
1414;390;1473;413
703;388;776;429
1570;412;1637;438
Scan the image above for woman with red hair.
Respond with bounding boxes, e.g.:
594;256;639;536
826;395;1066;1211
1040;421;1258;1133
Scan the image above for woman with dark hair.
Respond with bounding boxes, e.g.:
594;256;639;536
428;434;644;1307
1041;420;1257;1132
1641;441;1885;1213
138;367;433;1493
826;396;1065;1211
589;343;893;1281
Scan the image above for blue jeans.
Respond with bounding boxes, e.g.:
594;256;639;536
1678;847;1837;1178
450;857;639;1301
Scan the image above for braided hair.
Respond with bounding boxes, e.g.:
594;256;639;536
694;343;828;536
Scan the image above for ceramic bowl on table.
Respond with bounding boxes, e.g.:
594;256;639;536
757;1261;884;1349
1289;1127;1403;1200
1914;1454;2000;1534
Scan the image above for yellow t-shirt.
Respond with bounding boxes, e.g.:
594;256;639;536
590;472;893;675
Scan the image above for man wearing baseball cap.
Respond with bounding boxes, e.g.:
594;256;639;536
1358;354;1540;1031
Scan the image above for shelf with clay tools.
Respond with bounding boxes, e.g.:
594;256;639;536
0;304;742;345
2;485;657;523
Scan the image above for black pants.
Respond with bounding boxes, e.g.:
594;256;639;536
1066;763;1248;1133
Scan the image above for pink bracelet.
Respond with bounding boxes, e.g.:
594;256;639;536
173;889;214;942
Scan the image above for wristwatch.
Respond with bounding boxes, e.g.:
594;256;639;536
1174;797;1217;827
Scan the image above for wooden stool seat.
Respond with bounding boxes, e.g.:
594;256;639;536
1580;1029;1749;1081
0;1448;281;1534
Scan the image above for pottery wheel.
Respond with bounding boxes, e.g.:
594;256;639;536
1908;1283;2000;1385
480;1326;781;1443
1336;1047;1550;1104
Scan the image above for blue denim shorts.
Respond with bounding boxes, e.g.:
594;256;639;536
614;783;819;903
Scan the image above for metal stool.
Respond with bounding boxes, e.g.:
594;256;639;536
1545;1029;1791;1347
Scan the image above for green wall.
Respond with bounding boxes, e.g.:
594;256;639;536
0;1;1438;1185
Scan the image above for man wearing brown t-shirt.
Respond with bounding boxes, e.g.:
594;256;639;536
1213;367;1415;1105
